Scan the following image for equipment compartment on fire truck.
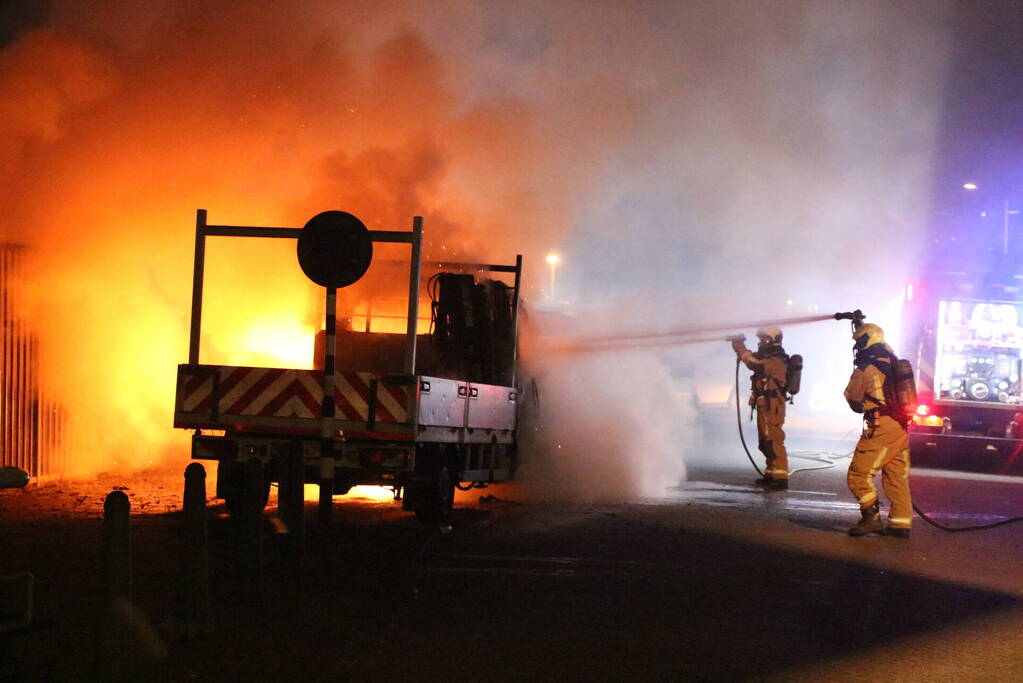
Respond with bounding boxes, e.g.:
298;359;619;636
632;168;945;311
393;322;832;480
173;210;522;521
908;271;1023;473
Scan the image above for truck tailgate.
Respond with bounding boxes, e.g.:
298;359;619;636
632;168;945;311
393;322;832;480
174;364;412;434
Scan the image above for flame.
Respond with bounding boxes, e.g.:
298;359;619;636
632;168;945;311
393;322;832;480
0;0;658;483
347;485;397;502
302;484;395;502
1;16;555;477
347;298;431;335
234;317;317;369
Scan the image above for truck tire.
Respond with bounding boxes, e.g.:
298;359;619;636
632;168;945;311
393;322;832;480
414;466;455;524
218;461;271;516
224;481;271;516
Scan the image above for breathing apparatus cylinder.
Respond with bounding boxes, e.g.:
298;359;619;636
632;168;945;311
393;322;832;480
786;354;803;397
894;358;918;412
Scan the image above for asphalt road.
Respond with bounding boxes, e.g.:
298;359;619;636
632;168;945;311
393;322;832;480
5;452;1023;681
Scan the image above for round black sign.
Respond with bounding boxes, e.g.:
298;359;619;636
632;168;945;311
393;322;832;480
296;211;373;288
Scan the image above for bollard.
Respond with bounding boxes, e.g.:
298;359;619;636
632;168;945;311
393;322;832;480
240;458;264;596
182;463;211;635
0;466;29;489
96;490;131;680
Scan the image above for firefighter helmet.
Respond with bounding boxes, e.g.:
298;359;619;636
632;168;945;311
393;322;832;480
756;326;783;345
852;323;885;350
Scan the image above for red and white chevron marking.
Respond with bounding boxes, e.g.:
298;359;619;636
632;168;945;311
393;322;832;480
176;366;409;423
332;371;409;423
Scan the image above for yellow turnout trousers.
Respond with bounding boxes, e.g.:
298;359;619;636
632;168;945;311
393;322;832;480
756;398;788;480
847;414;912;529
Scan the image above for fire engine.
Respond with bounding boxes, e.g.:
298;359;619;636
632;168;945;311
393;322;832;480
908;271;1023;474
173;210;522;521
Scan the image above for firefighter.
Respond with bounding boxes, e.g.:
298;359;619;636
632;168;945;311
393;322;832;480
844;323;912;538
732;327;789;490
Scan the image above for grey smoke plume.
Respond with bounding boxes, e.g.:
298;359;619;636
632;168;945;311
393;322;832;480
483;1;952;496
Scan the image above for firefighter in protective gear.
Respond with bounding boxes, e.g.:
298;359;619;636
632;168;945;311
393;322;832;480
844;323;912;538
732;327;790;490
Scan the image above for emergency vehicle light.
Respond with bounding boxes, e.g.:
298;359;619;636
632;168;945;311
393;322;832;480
913;414;943;427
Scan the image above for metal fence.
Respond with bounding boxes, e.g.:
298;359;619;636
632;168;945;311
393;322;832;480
1;244;67;476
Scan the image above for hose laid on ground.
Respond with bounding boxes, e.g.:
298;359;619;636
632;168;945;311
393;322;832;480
910;501;1023;532
784;438;1023;532
787;451;845;476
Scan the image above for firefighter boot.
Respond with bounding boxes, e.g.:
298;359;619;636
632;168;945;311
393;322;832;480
754;476;788;491
848;501;883;537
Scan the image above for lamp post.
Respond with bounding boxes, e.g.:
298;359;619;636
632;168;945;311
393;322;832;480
1003;200;1021;255
545;252;560;300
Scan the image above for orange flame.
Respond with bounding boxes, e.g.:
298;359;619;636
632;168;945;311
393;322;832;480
302;484;395;503
0;5;595;478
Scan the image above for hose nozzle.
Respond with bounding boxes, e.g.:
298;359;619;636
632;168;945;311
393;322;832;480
833;309;864;322
724;334;746;343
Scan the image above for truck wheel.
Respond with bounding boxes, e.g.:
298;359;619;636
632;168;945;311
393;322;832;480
414;466;455;524
218;461;271;516
223;481;271;516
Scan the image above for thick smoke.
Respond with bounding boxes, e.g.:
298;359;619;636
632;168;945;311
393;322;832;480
1;1;951;496
477;1;952;496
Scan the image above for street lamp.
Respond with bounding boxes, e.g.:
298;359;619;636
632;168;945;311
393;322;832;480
963;182;979;191
545;252;560;300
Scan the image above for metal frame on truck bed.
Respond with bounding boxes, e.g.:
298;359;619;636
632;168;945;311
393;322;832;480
173;209;522;521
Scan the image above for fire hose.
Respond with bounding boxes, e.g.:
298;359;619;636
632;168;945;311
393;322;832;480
733;356;765;478
556;308;1023;531
733;359;1023;530
727;313;1023;530
911;500;1023;532
733;357;845;480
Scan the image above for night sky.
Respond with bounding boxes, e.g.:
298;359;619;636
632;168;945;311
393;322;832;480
923;2;1023;270
935;2;1023;201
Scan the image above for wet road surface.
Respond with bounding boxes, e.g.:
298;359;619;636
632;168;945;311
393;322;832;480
5;457;1023;681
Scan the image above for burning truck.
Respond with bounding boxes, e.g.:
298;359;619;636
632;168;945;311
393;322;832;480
173;210;521;521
